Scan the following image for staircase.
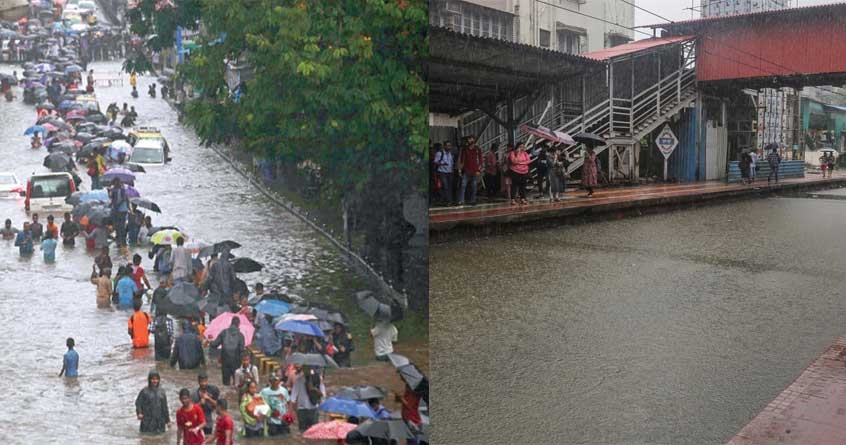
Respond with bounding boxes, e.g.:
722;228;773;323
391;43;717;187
560;67;697;174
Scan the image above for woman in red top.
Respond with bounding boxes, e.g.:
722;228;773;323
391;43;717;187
508;142;531;205
176;388;206;445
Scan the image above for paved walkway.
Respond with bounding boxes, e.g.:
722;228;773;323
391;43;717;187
728;337;846;445
430;173;846;235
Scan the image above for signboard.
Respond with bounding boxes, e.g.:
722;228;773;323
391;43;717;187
655;124;679;159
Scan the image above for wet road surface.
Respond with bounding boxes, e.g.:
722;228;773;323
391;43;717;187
431;196;846;444
0;61;425;444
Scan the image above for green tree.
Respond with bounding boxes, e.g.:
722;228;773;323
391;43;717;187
127;0;428;309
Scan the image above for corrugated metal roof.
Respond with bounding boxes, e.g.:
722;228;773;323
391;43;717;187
582;35;693;61
639;2;846;30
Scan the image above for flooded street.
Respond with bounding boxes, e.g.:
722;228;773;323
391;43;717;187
0;61;424;444
431;197;846;444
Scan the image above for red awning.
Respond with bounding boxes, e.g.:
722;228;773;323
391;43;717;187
582;35;694;61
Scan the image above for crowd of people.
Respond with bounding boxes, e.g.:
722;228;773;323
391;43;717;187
431;137;603;206
737;145;784;185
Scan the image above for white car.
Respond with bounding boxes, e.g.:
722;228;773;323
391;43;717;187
0;172;24;197
24;172;75;216
78;0;97;13
128;138;170;167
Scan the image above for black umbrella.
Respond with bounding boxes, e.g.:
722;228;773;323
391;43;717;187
335;385;388;401
396;363;427;392
198;240;242;258
85;113;109;124
102;128;125;139
125;163;146;173
158;282;202;318
230;257;263;273
130;197;161;213
89;136;112;145
74;132;95;143
48;141;77;155
199;291;232;318
303;307;347;325
75;122;97;133
43;152;71;171
573;132;606;147
36;102;55;110
72;201;107;219
350;420;414;442
286;352;339;369
85;207;112;225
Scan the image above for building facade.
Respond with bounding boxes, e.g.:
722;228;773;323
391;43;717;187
428;0;634;54
700;0;792;18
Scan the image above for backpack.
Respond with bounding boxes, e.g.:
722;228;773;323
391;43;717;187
154;318;171;355
305;372;322;405
222;330;242;354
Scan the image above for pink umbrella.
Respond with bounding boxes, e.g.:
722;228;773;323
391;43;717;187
66;109;87;118
205;313;254;345
42;123;59;132
303;420;356;440
519;123;576;145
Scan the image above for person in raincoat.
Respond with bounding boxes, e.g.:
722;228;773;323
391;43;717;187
170;236;193;283
204;247;235;299
208;316;245;386
135;369;170;434
256;314;282;357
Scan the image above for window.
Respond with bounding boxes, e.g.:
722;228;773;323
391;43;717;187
539;29;551;48
557;29;585;54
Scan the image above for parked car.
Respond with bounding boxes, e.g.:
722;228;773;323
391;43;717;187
0;172;24;197
24;172;76;216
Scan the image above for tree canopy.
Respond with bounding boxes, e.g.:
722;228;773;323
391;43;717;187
126;0;428;203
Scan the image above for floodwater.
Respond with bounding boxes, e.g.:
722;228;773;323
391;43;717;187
431;196;846;444
0;61;423;444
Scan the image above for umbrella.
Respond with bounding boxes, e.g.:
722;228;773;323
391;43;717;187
230;257;263;273
286;352;338;369
78;189;109;203
36;102;55;110
519;123;576;145
356;291;391;319
66;115;86;123
150;229;185;245
573;132;606;147
84;207;112;225
279;313;318;322
41;122;59;132
102;128;125;139
396;364;427;392
33;62;54;72
335;385;389;401
158;281;202;318
130;197;161;213
24;125;47;136
66;109;87;119
64;64;83;74
85;112;108;124
351;419;414;442
58;100;78;110
198;240;242;258
199;292;231;319
0;73;17;85
302;420;357;440
48;141;77;155
65;191;85;206
184;239;211;254
254;299;291;317
204;312;254;345
124;185;141;198
318;397;378;418
73;132;94;143
275;320;324;337
386;353;411;369
301;307;346;325
43;152;71;171
125;163;146;173
101;167;135;183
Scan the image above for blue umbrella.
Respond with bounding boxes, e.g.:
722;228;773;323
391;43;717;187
65;64;83;74
318;397;378;418
34;63;54;73
79;189;109;203
275;319;324;337
24;125;47;136
58;100;78;110
255;300;292;317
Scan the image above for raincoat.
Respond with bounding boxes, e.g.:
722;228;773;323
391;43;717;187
257;316;282;356
170;323;204;369
135;370;169;434
206;248;235;298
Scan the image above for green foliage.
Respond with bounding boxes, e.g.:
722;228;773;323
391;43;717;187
126;0;428;203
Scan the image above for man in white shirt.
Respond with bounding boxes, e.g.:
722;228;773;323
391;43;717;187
233;352;259;397
369;321;398;361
